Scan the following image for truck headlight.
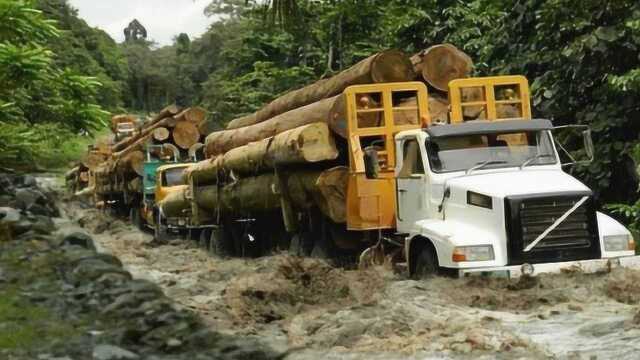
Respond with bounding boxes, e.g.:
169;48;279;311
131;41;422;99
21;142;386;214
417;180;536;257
603;234;634;252
452;245;495;262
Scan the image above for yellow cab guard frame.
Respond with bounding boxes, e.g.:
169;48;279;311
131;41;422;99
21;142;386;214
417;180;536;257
345;81;430;231
344;75;533;231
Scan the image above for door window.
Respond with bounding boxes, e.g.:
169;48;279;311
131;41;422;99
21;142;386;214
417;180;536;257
398;139;424;178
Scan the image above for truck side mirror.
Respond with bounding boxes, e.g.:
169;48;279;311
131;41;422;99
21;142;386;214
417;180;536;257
363;147;379;179
552;124;594;167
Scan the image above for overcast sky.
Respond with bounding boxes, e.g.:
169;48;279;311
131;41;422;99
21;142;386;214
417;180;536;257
68;0;213;47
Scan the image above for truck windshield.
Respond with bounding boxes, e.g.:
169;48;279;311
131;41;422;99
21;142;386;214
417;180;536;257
425;130;557;173
162;167;186;186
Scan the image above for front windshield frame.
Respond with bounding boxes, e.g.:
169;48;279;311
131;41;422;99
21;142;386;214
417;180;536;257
162;167;187;186
425;130;558;174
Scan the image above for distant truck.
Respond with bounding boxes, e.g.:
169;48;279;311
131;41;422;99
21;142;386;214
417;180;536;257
158;76;639;277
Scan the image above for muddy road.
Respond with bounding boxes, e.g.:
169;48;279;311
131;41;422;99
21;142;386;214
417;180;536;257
56;187;640;359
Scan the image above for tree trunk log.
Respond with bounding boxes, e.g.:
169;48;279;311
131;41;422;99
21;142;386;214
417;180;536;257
193;122;338;184
116;150;145;176
225;49;414;130
112;116;174;153
185;167;347;223
205;96;339;156
410;44;472;92
153;127;170;141
172;121;200;149
174;107;206;126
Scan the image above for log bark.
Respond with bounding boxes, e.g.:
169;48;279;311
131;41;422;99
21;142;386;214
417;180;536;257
223;122;338;174
174;107;206;126
193;122;338;184
224;114;256;130
116;150;145;176
111;105;179;152
225;49;414;130
82;151;108;171
187;167;347;223
205;96;339;156
173;121;200;149
411;44;472;92
157;187;190;218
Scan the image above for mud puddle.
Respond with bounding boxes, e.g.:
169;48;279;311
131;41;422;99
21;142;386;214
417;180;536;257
60;196;640;359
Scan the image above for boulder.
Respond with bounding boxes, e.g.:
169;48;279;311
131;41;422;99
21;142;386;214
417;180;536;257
0;207;21;223
60;231;96;250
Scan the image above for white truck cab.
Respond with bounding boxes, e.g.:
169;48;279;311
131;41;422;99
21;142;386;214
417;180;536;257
393;119;639;277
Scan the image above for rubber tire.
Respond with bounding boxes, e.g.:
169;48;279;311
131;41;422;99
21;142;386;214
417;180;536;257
414;243;439;278
199;228;211;249
209;227;232;257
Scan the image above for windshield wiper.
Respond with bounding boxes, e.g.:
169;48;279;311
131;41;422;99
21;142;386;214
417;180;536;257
519;154;555;169
466;160;507;175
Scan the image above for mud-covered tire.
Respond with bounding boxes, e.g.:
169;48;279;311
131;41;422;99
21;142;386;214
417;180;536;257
413;243;439;278
210;227;233;257
198;228;211;249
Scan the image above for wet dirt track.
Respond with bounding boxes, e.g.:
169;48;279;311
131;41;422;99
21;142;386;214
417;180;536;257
61;197;640;360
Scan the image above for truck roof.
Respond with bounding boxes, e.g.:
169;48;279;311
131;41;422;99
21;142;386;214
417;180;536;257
425;119;553;138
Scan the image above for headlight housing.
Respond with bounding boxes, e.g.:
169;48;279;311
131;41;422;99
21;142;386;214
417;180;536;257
603;234;634;252
452;245;495;262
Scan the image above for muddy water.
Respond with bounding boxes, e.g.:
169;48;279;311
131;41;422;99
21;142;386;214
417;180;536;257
58;194;640;360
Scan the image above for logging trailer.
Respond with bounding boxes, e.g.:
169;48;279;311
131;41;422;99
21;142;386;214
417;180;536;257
158;75;639;278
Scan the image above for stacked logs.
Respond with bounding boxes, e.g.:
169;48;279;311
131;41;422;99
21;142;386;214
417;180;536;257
160;44;475;225
87;105;209;197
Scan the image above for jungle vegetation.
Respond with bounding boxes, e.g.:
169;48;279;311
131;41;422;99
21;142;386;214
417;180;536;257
1;0;639;224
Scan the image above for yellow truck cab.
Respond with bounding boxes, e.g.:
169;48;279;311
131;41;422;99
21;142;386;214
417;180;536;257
139;163;190;238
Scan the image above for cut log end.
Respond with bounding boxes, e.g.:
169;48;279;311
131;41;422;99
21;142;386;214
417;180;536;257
371;49;416;83
173;121;201;149
153;127;170;141
420;44;473;91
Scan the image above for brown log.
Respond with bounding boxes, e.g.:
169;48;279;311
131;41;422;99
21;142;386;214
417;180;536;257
112;133;152;159
189;167;347;223
173;121;200;149
112;105;180;152
206;96;339;156
116;150;145;176
225;49;414;130
197;118;222;136
175;107;207;126
411;44;472;92
153;127;170;142
188;123;338;184
223;122;338;174
225;114;256;130
82;151;108;171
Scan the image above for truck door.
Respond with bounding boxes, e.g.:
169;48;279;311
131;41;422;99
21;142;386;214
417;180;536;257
396;137;428;233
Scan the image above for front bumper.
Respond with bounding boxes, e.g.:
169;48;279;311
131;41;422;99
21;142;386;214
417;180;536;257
458;255;640;278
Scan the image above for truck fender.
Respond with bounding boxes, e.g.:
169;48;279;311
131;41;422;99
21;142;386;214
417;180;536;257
406;236;438;276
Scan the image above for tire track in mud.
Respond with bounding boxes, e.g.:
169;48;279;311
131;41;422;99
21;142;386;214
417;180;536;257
63;199;640;359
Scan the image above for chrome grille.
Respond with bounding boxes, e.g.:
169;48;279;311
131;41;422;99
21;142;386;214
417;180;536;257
520;197;592;250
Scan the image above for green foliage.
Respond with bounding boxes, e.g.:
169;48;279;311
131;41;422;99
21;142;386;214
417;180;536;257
0;0;110;169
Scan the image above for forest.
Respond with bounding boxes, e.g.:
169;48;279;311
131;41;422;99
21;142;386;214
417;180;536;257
1;0;640;222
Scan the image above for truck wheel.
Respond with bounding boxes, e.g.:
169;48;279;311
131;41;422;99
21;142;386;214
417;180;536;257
199;228;211;249
413;243;439;278
210;227;232;257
